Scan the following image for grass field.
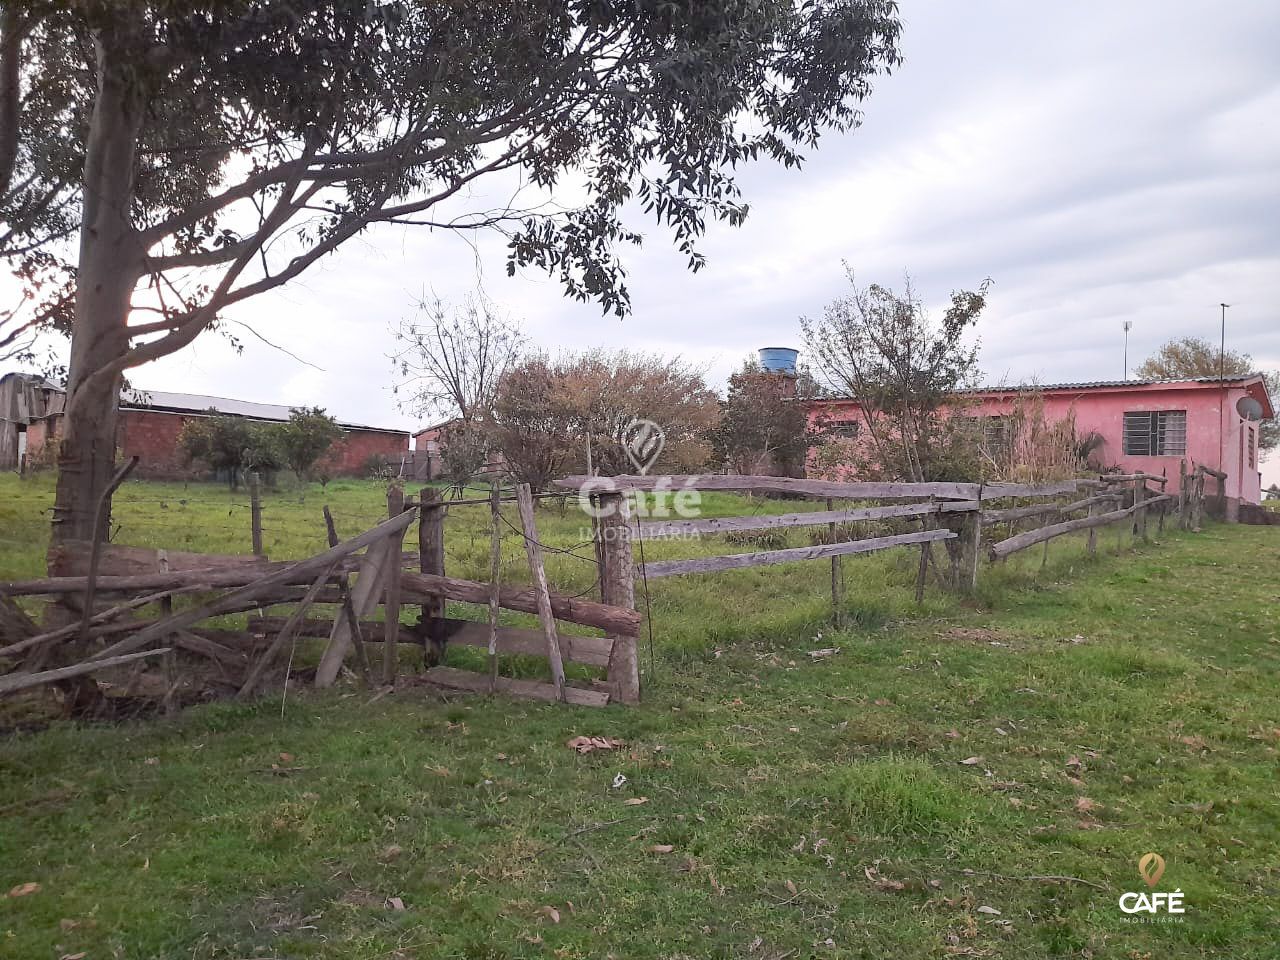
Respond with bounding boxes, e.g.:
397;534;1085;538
2;474;1279;958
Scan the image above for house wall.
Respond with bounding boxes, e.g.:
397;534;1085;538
809;383;1265;506
30;409;408;478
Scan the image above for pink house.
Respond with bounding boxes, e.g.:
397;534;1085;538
809;376;1274;512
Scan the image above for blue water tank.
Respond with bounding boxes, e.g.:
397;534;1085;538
757;347;799;376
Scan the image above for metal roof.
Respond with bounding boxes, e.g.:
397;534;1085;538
815;375;1267;399
119;388;406;435
967;375;1265;392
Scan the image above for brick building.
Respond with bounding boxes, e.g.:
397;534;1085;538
21;385;408;478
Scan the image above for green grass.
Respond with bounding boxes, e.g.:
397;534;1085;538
2;474;1279;958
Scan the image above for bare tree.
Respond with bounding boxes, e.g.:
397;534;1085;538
391;292;523;426
0;1;902;546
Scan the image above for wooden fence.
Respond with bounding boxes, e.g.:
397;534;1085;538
1;462;1226;712
1;484;639;709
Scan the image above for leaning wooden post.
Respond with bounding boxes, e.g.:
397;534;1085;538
963;500;982;593
515;483;567;701
382;485;406;686
597;490;639;704
486;482;502;692
1178;459;1188;530
418;487;445;630
826;497;843;627
249;472;264;557
324;505;371;682
1085;498;1099;557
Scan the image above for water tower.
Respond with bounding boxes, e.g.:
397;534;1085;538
757;347;799;376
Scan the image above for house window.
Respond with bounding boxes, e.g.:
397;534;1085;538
981;416;1012;457
1122;410;1186;456
1248;426;1256;470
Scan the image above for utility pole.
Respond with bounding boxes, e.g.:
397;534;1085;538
1123;321;1132;380
1218;303;1230;476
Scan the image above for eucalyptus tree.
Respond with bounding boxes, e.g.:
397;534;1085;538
0;0;902;545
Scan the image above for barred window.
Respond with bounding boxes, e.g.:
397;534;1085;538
981;416;1012;457
1122;410;1186;456
1248;426;1256;470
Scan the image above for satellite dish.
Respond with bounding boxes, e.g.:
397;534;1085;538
1237;396;1264;422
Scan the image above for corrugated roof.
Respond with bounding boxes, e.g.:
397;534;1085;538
968;375;1263;392
815;375;1266;400
120;388;406;435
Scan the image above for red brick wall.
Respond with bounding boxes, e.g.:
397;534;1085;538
117;410;195;478
116;410;408;478
318;429;409;476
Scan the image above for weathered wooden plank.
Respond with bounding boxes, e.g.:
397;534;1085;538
422;665;609;708
48;541;270;578
0;648;171;697
639;528;956;579
556;474;1078;501
315;534;399;688
516;484;566;701
640;500;979;538
243;615;613;668
91;509;418;664
982;492;1122;524
989;495;1173;558
400;571;642;637
241;561;340;696
558;474;976;499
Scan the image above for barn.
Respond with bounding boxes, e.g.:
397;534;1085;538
7;379;409;478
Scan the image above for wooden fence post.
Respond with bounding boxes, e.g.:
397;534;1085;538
515;483;567;702
1178;459;1188;530
1187;473;1198;535
597;490;639;704
965;505;982;592
249;472;264;557
486;482;502;692
1086;499;1098;557
826;497;843;627
383;485;406;685
418;487;445;629
1134;478;1148;543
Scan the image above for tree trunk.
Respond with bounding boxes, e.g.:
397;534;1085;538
50;26;145;551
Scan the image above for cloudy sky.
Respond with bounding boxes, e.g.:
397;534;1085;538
26;1;1280;481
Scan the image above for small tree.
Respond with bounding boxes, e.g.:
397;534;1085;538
488;357;572;492
437;421;490;487
391;293;524;426
802;270;990;482
1136;336;1278;452
177;412;253;488
711;358;816;475
276;407;344;483
488;350;719;487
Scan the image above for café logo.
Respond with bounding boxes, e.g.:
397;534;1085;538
1118;853;1185;918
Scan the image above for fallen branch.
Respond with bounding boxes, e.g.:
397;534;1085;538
0;648;171;697
0;585;209;659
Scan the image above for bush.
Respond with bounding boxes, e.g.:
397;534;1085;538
723;528;788;550
363;453;396;481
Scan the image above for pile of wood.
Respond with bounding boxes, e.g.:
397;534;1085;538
0;484;641;713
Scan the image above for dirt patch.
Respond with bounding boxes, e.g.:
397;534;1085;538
934;627;1015;647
